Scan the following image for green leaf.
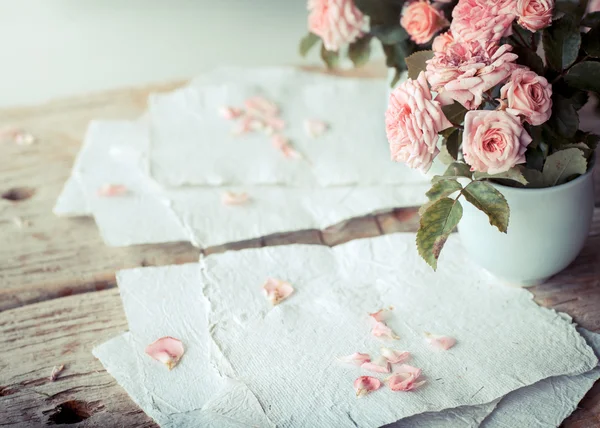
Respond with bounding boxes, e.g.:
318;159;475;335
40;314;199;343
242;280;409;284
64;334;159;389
416;198;463;270
353;0;403;26
299;33;320;57
581;132;600;150
511;45;545;75
546;94;579;138
432;162;472;183
320;44;340;69
569;89;590;110
473;167;529;186
462;181;510;233
371;25;409;45
526;147;545;171
445;129;461;161
565;61;600;94
426;179;463;201
348;37;372;67
542;147;588;186
542;16;581;71
583;25;600;57
441;102;468;126
522;168;545;188
389;68;402;88
405;50;434;80
582;11;600;27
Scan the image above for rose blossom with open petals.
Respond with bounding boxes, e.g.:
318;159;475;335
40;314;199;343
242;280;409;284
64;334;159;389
426;41;518;109
500;68;552;126
451;0;515;43
432;31;454;53
386;71;452;172
400;1;449;45
463;110;532;174
516;0;554;32
308;0;366;52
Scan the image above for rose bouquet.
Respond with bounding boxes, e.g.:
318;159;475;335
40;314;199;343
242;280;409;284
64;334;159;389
299;0;457;85
383;0;600;269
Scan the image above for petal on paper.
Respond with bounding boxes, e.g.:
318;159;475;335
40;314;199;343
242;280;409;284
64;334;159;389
219;106;243;120
262;278;294;305
271;134;303;159
425;332;457;350
244;95;279;117
371;321;400;340
354;376;381;397
145;337;185;370
387;365;425;391
381;348;411;364
361;356;391;373
369;309;388;322
0;127;35;145
233;115;264;135
221;191;249;206
395;364;422;377
97;184;128;197
338;352;371;366
304;119;328;138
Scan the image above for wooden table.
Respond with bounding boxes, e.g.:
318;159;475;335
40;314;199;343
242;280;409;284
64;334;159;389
1;78;599;427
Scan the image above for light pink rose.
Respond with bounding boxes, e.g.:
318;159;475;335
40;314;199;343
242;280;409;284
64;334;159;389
426;41;518;109
308;0;366;52
385;72;452;172
432;31;454;53
463;110;532;174
500;68;552;126
589;0;600;12
516;0;554;32
451;0;515;43
400;1;449;45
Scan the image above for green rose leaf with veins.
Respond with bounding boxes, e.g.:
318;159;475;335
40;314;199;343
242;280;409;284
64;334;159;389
432;162;472;183
542;16;581;71
406;50;434;80
541;147;588;186
426;179;463;201
441;102;468;126
417;198;463;270
473;167;528;186
462;181;510;233
565;62;600;94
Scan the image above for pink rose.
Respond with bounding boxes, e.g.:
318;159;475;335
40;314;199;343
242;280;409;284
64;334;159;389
385;72;452;172
426;41;518;109
500;68;552;126
451;0;515;43
516;0;554;32
463;110;532;174
308;0;366;52
400;1;449;45
432;31;454;53
589;0;600;12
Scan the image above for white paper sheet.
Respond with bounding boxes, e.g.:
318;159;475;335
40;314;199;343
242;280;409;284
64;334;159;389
54;119;429;247
93;234;598;427
148;68;427;187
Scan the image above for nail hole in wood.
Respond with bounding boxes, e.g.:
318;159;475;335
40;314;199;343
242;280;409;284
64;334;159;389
45;400;103;425
2;187;35;202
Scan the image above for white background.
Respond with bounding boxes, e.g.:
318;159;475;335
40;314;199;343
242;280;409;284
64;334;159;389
0;0;319;107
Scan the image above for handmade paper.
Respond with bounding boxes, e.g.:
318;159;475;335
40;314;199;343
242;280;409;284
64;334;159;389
54;119;429;247
94;234;598;427
148;68;426;187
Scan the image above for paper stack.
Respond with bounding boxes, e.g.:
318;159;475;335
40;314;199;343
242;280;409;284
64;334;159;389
94;234;600;427
54;67;431;248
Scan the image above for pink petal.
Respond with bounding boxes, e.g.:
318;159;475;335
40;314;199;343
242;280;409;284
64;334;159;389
371;321;400;340
361;356;391;373
425;332;457;350
0;127;35;145
49;364;65;381
387;365;425;391
353;376;382;397
264;116;286;132
97;184;128;197
369;308;390;322
271;134;303;159
244;96;279;117
145;337;185;370
381;348;411;364
219;106;244;120
262;278;294;305
233;115;265;135
338;352;371;366
221;191;249;206
304;119;328;138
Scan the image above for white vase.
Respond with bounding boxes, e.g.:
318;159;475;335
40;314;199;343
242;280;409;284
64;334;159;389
457;165;596;286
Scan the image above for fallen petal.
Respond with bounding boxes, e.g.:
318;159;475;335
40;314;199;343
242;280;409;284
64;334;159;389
304;119;328;138
15;132;36;146
262;278;294;305
395;364;422;377
145;337;185;370
381;348;411;364
244;95;279;117
387;364;425;391
425;332;457;350
0;127;36;145
219;106;243;120
371;321;399;340
221;191;249;206
369;308;390;322
361;356;391;373
271;134;303;159
353;376;381;397
49;364;65;381
264;116;286;131
233;115;264;135
338;352;371;366
97;184;128;197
